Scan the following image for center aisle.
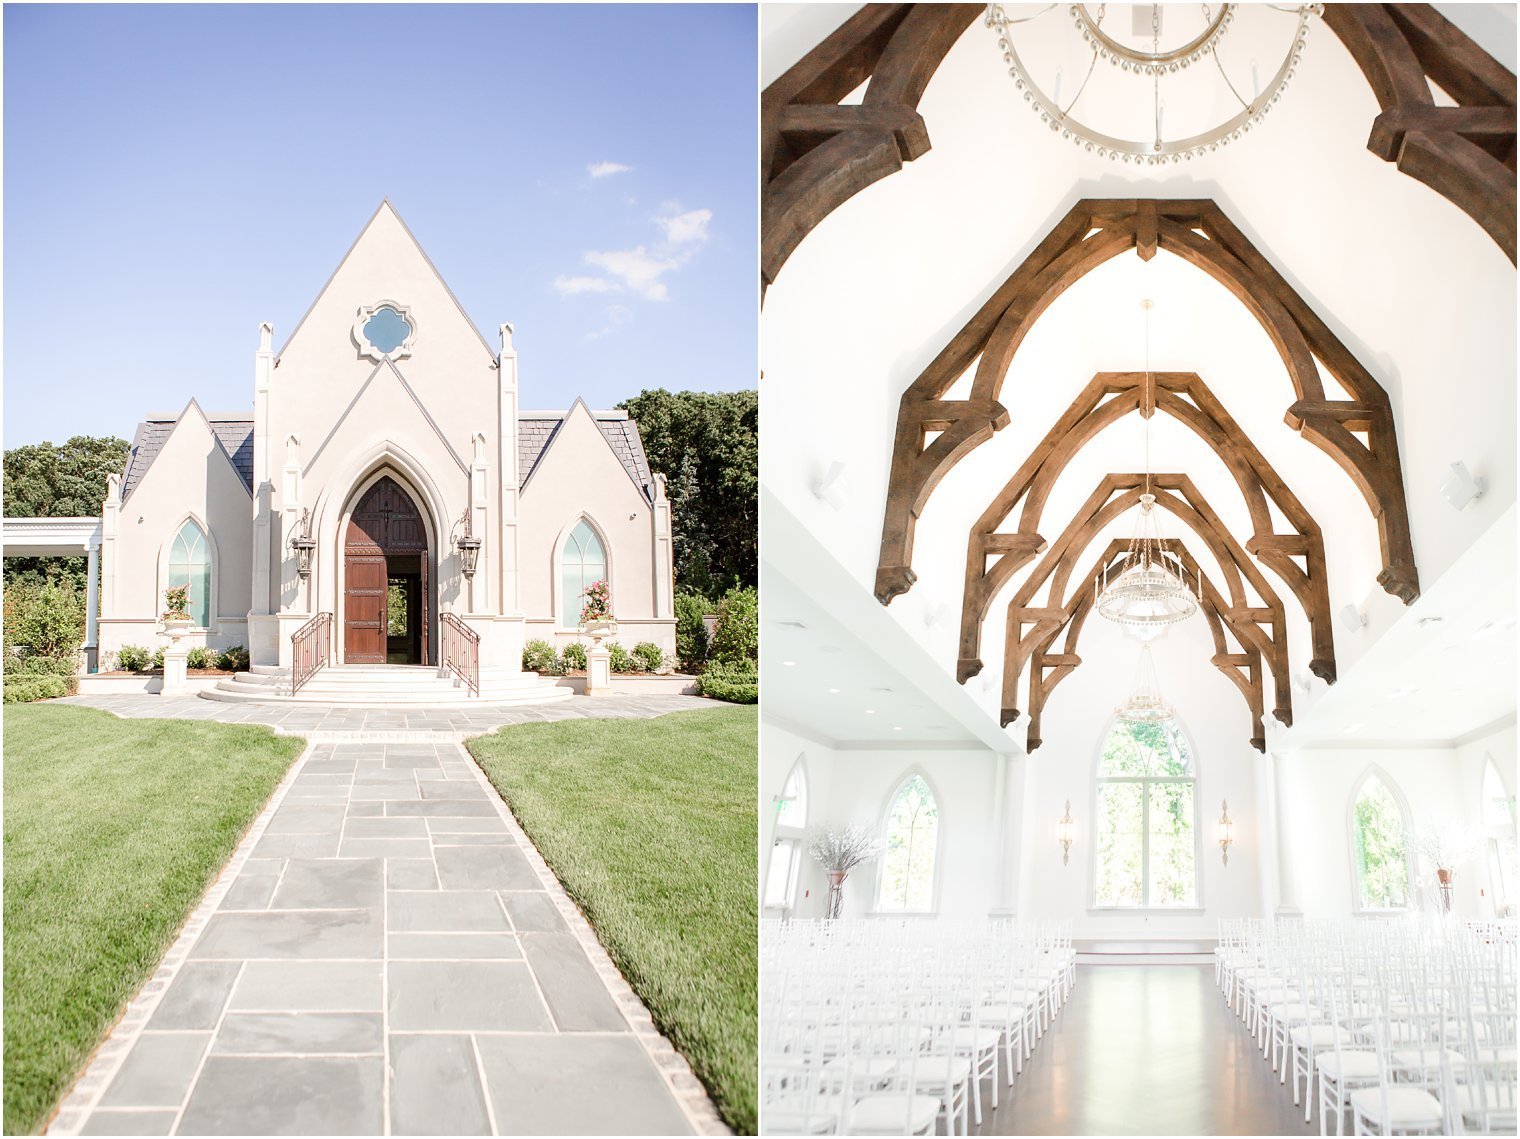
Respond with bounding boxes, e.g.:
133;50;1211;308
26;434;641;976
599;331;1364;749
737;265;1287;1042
976;964;1316;1136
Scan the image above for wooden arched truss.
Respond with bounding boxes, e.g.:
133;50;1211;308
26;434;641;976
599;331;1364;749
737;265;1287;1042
874;198;1419;613
959;371;1334;687
1007;474;1293;753
762;4;1516;286
1324;4;1516;263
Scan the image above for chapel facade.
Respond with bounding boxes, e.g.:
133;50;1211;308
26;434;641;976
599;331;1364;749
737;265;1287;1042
95;202;676;675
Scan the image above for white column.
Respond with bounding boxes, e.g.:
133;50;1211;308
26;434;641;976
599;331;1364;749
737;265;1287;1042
1264;748;1304;916
470;432;490;614
996;753;1029;914
84;540;100;673
281;435;303;618
101;474;120;616
496;324;522;617
652;473;674;621
251;322;275;615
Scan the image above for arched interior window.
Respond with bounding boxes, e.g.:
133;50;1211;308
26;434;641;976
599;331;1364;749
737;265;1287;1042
168;520;211;628
1352;773;1411;910
560;520;607;628
1094;719;1197;907
878;773;939;912
765;759;808;910
1482;756;1517;915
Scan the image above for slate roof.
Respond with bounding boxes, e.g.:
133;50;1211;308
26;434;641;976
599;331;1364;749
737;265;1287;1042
121;414;255;502
121;409;653;501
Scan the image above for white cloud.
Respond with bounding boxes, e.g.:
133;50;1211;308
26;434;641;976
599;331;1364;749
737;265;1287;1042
554;275;618;296
588;161;633;179
656;208;712;245
584;246;678;301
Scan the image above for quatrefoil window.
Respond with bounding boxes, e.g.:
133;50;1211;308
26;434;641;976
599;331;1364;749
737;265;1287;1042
352;301;416;362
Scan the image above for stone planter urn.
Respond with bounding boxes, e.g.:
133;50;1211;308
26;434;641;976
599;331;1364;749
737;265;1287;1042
159;617;194;695
579;620;618;697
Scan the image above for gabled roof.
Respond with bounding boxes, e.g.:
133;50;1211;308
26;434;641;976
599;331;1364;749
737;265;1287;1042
120;406;254;502
518;406;655;499
120;407;654;501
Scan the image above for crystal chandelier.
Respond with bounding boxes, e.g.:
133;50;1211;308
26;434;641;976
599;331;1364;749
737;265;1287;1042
1094;298;1200;637
985;3;1323;166
1115;643;1175;722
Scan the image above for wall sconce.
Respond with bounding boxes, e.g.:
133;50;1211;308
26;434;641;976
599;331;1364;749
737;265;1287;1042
1218;800;1234;865
289;508;316;579
1440;460;1485;511
455;509;482;579
1057;800;1074;866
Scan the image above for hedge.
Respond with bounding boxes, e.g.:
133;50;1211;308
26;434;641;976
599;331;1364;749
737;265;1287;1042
698;661;758;704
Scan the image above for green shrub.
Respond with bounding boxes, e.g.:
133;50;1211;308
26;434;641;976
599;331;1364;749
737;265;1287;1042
561;642;587;673
115;644;151;673
3;579;85;659
150;647;165;670
608;642;638;674
697;661;757;704
3;675;68;703
216;645;250;672
633;641;664;673
674;591;710;670
522;639;561;676
708;586;758;667
10;654;77;679
186;647;215;669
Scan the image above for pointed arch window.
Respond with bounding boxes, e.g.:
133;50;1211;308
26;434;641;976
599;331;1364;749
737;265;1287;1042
1094;719;1198;908
1482;757;1516;915
168;520;211;628
560;520;607;628
1351;772;1412;910
765;759;808;910
878;774;939;912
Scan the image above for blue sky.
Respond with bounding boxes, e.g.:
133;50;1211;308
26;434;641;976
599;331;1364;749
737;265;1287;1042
3;3;757;447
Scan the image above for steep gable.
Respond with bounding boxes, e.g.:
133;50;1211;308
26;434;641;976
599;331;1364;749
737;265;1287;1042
122;405;253;501
519;401;654;500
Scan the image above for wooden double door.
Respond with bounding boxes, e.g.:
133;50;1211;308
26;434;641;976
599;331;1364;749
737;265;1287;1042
343;477;430;665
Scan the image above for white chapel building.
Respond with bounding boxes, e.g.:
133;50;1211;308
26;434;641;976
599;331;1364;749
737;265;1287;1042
93;202;675;682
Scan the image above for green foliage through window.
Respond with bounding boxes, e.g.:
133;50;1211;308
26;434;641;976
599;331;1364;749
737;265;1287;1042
1094;719;1198;907
1353;775;1410;909
879;774;939;912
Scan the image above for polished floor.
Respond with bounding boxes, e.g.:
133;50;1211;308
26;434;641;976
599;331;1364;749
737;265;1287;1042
974;965;1316;1136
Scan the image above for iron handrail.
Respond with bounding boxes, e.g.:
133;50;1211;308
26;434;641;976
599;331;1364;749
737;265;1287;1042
291;611;333;696
440;612;480;696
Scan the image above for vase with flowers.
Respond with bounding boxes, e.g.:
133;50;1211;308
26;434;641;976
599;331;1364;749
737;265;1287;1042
808;825;883;920
1410;824;1479;915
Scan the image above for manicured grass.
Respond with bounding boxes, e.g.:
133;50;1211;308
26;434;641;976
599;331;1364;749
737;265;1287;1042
468;705;758;1134
3;704;306;1135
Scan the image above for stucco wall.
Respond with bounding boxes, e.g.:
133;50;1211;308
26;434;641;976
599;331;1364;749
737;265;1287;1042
100;405;252;660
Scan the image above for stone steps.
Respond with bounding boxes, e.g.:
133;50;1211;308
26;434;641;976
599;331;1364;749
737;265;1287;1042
200;664;573;708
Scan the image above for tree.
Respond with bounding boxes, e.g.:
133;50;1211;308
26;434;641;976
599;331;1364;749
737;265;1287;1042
619;389;757;596
3;435;130;591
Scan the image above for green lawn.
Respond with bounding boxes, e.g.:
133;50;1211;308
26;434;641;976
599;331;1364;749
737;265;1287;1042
468;705;758;1134
3;704;306;1135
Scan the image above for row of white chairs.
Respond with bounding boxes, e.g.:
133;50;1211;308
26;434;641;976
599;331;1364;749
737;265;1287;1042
1217;918;1518;1136
761;919;1075;1134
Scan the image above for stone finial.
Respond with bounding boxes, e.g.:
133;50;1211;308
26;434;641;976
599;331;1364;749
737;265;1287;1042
259;322;274;353
105;472;121;505
472;432;487;463
500;322;515;353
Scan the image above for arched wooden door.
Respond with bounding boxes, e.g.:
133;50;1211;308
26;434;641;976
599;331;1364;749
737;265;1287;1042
343;476;429;664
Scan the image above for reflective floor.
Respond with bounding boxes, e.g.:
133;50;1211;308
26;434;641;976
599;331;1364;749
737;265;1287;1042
974;964;1317;1136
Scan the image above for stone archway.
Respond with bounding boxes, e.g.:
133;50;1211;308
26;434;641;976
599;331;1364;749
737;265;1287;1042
341;475;431;665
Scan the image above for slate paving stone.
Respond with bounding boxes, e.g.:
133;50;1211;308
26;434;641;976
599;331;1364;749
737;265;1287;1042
268;858;383;910
251;832;340;859
338;837;434;860
388;1034;492;1135
344;816;429;839
146;962;242;1030
387;961;551;1031
427;817;509;834
79;1110;178;1135
213;1012;383;1055
387;891;510;932
192;909;384;960
434;845;539;891
387;800;497;817
177;1056;384;1135
474;1036;693;1135
387;932;522;959
264;805;345;835
520;932;629;1031
222;869;281;910
386;859;440;890
502;892;567;933
345;802;384;817
230;961;383;1012
417;781;488;800
98;1033;211;1107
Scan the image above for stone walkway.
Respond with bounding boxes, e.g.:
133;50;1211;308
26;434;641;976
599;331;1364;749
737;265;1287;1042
46;695;729;1136
56;692;715;736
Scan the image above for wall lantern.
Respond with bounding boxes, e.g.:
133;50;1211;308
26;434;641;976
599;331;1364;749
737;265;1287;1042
1218;800;1234;865
455;510;482;580
1057;800;1075;866
289;509;317;579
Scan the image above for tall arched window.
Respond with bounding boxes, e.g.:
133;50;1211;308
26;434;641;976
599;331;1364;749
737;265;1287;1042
765;759;808;910
1351;771;1412;910
1094;719;1198;907
1482;757;1516;915
878;773;939;912
559;520;607;628
167;520;211;628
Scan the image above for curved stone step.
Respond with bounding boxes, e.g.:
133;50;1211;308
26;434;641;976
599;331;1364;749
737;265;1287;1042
199;667;573;708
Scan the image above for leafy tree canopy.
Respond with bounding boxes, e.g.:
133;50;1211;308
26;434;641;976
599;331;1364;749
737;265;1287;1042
620;389;756;597
3;435;130;592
